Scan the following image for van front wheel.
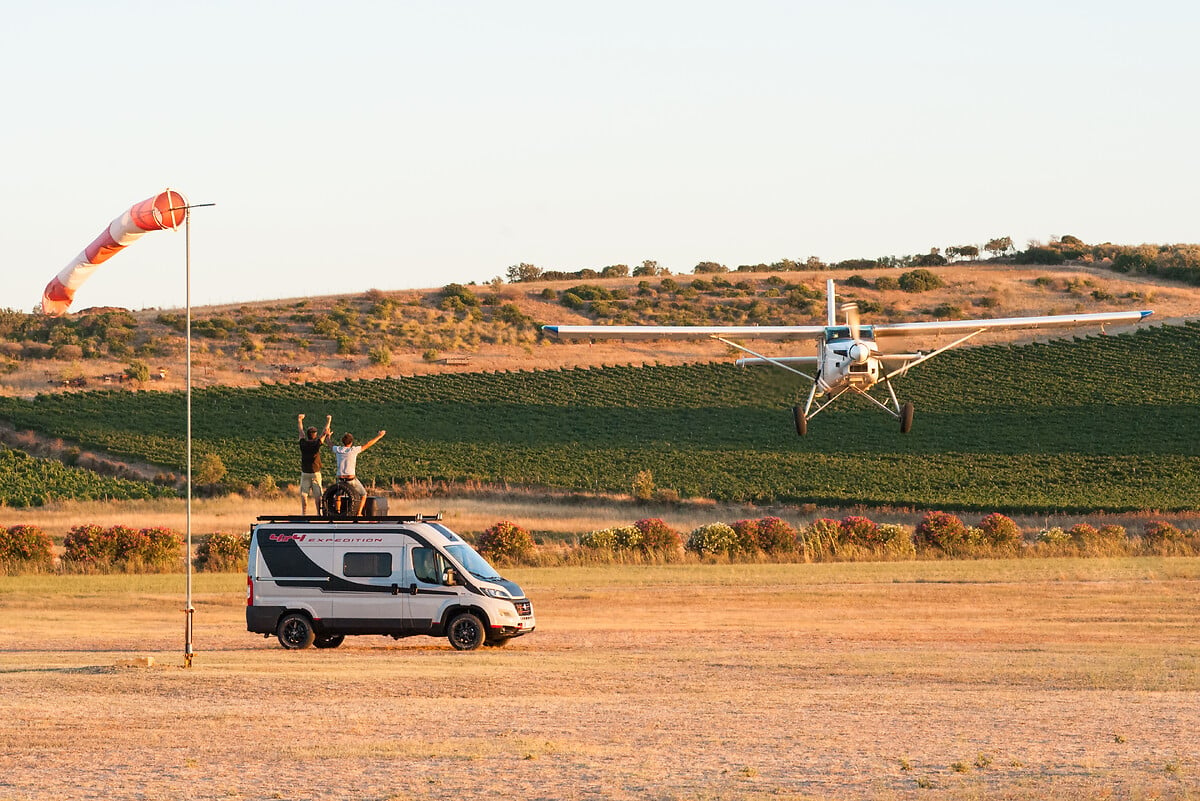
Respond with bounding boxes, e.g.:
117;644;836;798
277;613;316;650
447;612;485;651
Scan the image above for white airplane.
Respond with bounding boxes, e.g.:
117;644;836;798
542;279;1153;434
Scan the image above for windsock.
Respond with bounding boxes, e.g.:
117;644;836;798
41;189;188;315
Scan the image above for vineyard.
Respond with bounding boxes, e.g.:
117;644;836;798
0;322;1197;511
0;445;175;506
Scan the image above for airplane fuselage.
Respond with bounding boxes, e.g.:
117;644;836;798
817;327;881;394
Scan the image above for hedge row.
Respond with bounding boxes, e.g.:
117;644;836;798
0;525;247;574
3;513;1198;575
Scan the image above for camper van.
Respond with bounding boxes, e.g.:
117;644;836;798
246;514;536;651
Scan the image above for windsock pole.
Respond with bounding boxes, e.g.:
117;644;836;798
180;200;213;669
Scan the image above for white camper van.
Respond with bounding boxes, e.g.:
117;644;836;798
246;514;535;651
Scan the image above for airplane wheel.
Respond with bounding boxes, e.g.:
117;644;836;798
793;406;807;436
900;402;914;434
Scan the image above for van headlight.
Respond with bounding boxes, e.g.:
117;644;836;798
483;586;511;599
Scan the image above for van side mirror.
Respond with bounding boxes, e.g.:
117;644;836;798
442;568;457;586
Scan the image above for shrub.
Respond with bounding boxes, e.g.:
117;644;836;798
978;513;1023;549
754;517;796;554
612;525;643;550
137;527;184;572
0;524;54;570
634;518;682;553
914;511;969;552
580;528;616;550
898;269;945;292
631;470;655;502
839;515;880;547
1036;527;1070;545
476;520;535;562
730;519;760;554
685;523;739;556
196;531;249;572
1142;520;1182;543
63;523;116;565
1068;523;1099;546
798;518;842;559
875;523;916;558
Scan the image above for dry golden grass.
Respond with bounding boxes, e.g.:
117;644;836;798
1;559;1198;800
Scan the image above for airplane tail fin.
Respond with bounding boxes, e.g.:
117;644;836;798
826;278;836;326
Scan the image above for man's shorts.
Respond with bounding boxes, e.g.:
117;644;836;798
300;472;323;497
341;477;367;499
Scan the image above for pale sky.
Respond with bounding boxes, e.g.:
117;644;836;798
3;1;1198;312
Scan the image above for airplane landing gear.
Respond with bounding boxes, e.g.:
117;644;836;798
900;402;914;434
793;405;808;436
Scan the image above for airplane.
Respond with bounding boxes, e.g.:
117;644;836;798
542;279;1153;435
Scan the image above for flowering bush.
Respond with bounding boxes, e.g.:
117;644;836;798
196;531;249;572
875;523;916;558
753;517;796;554
63;523;115;565
63;524;181;571
1098;524;1127;541
1036;527;1070;545
476;520;535;562
138;527;183;571
613;524;643;550
914;511;968;552
839;516;880;548
978;513;1023;548
1142;520;1182;543
580;528;617;549
730;520;760;554
685;523;739;556
0;525;54;570
633;518;682;553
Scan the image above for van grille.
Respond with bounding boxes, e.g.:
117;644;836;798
515;600;532;617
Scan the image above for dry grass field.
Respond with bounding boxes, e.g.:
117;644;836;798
1;559;1198;801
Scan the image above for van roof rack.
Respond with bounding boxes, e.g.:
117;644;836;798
254;513;444;523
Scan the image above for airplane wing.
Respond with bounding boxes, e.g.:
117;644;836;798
541;324;828;341
873;310;1153;337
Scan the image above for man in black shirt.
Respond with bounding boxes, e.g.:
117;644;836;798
297;413;332;514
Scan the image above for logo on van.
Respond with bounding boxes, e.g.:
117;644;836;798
268;533;307;543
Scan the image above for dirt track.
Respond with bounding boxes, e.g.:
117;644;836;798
1;562;1198;800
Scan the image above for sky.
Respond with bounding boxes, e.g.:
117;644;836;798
3;1;1199;312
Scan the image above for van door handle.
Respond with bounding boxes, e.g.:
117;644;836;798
409;583;418;595
391;583;399;596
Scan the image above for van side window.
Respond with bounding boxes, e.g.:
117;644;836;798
343;552;392;578
412;547;442;584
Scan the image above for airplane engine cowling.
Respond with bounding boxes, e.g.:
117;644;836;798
848;342;871;364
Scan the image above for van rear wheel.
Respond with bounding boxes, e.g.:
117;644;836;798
277;613;316;650
447;612;485;651
314;634;345;649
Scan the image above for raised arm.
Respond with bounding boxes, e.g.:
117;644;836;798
360;430;386;451
297;413;306;437
321;414;333;443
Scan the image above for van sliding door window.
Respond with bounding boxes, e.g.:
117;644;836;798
343;552;392;577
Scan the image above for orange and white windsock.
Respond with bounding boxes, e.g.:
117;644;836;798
41;189;188;315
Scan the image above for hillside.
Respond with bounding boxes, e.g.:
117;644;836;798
0;260;1196;397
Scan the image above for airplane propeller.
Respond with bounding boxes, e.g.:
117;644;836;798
842;302;861;341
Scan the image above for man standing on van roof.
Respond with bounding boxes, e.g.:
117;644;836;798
297;413;333;514
332;429;386;516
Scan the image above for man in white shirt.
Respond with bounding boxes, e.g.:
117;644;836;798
331;429;386;516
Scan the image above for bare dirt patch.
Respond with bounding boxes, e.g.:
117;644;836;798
1;561;1197;800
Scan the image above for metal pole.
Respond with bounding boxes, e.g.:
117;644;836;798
184;207;194;668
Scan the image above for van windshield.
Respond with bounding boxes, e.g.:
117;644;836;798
444;544;502;581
